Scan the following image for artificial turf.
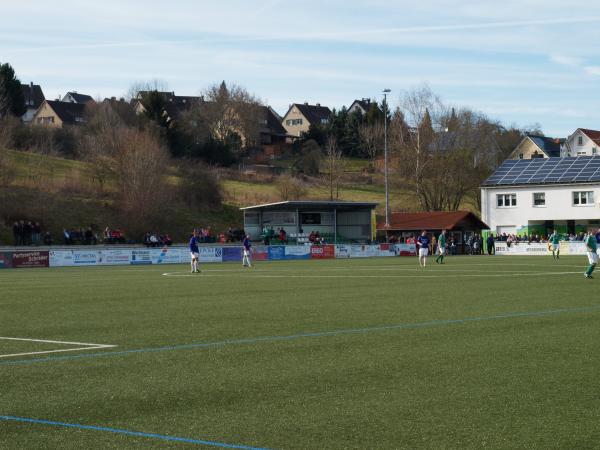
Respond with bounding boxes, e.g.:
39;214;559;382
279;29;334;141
1;255;599;449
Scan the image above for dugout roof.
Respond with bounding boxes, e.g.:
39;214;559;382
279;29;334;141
378;211;488;232
240;201;378;212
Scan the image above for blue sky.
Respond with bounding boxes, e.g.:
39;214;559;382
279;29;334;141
2;0;600;136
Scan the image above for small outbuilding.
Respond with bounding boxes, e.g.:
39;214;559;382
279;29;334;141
241;201;378;244
377;211;489;253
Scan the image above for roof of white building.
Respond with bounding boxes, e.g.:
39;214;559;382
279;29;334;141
482;156;600;187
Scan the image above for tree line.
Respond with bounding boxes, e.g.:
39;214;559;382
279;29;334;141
1;60;542;213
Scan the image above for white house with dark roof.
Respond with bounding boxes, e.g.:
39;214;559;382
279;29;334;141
481;156;600;237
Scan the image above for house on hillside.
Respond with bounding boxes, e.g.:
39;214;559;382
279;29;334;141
348;98;373;115
20;82;45;123
562;128;600;157
132;91;203;126
509;134;563;159
256;106;289;160
281;103;332;138
481;156;600;237
31;100;87;127
61;92;95;105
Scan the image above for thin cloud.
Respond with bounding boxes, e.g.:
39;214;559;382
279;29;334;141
584;66;600;76
550;55;585;67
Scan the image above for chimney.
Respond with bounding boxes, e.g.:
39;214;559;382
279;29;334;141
316;103;321;107
30;81;34;89
304;102;308;105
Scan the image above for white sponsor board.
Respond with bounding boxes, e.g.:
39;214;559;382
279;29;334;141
98;249;132;265
49;250;75;267
349;245;383;258
335;245;351;258
284;245;311;257
495;242;550;255
393;244;417;256
197;247;223;263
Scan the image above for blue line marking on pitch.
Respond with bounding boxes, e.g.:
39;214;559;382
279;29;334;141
2;304;600;367
0;416;270;449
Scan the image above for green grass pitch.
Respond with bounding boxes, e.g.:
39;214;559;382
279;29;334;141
1;256;600;449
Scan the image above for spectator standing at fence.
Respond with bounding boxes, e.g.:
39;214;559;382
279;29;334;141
417;230;430;267
486;234;495;255
12;221;20;246
549;229;561;260
242;234;252;268
435;230;447;264
584;228;598;279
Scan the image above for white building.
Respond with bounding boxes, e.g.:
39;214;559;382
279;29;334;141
561;128;600;157
481;156;600;237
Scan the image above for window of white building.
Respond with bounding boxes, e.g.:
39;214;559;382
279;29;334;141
497;193;517;207
573;191;594;206
578;136;583;146
533;192;545;207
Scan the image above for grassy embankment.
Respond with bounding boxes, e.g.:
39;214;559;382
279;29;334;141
0;149;414;244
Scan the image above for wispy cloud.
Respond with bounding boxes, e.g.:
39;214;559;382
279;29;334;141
550;55;585;67
584;66;600;76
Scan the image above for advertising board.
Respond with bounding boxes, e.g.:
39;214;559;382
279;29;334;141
310;244;335;259
253;245;269;261
335;245;351;258
0;252;13;269
197;247;223;263
494;242;550;255
12;251;49;268
284;245;311;260
99;249;133;265
349;245;379;258
394;244;417;256
268;245;285;260
152;247;187;264
131;249;153;265
222;247;243;262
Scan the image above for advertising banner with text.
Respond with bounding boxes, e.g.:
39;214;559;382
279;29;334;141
12;251;49;268
310;244;335;259
284;246;311;260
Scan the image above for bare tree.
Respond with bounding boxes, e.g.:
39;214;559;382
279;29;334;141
395;85;447;210
321;136;345;200
113;128;170;224
275;174;307;201
190;81;263;152
358;121;384;165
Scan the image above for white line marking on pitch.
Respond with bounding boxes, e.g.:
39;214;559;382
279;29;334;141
162;271;582;278
0;337;116;359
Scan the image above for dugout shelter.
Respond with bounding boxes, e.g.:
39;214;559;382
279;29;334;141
241;201;378;244
377;211;489;254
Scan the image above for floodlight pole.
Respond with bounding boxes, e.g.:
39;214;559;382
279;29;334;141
383;89;391;229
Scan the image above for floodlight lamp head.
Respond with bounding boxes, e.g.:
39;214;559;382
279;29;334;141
383;89;391;93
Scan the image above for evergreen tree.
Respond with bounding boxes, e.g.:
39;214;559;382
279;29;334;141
0;62;26;118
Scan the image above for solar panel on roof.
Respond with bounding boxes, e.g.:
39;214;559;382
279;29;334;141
482;156;600;186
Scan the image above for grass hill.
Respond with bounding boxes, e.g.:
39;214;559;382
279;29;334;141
0;149;414;245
